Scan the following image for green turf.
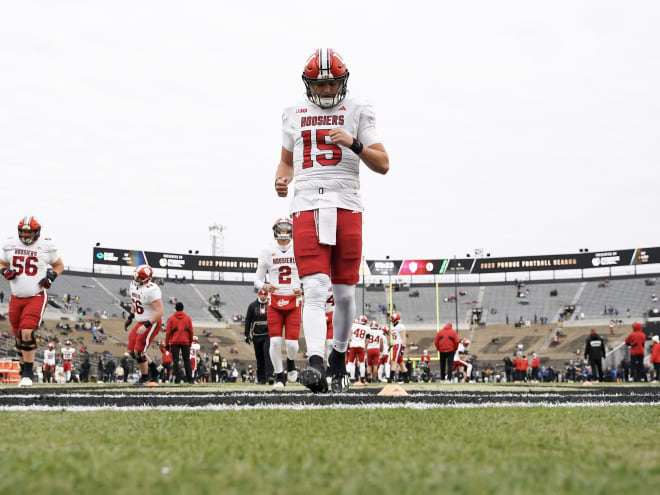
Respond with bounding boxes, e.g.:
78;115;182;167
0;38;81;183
1;407;659;495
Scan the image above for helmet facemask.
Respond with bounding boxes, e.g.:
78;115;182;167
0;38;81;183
303;73;349;109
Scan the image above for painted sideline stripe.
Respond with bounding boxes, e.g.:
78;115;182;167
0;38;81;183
1;402;658;412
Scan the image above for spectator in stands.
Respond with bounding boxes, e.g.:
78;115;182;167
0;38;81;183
434;323;459;382
584;329;606;382
0;290;4;303
503;356;513;382
625;322;647;382
165;302;194;384
104;359;116;382
650;335;660;382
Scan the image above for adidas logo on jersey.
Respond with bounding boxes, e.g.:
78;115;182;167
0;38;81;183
338;106;347;111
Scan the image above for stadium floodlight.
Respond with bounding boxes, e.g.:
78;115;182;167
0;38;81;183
209;224;226;257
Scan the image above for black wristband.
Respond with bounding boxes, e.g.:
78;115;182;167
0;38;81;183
144;321;152;329
350;138;364;155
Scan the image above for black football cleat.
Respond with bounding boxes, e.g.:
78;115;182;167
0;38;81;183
300;357;328;394
331;373;350;393
328;349;349;393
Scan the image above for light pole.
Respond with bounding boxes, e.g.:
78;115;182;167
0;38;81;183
453;255;461;330
209;223;225;281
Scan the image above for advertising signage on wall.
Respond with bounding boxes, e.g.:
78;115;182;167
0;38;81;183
93;247;257;273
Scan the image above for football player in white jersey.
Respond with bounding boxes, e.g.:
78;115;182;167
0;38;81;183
452;339;473;382
275;48;389;393
190;336;201;379
254;218;303;387
365;321;384;383
347;315;368;382
125;265;164;385
378;325;391;382
43;342;56;383
0;216;64;387
389;312;408;383
60;340;75;382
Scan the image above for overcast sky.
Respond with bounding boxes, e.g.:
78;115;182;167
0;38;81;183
1;1;658;270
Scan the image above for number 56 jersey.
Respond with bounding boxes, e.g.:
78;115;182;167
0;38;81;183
129;281;162;323
0;236;59;298
281;96;381;214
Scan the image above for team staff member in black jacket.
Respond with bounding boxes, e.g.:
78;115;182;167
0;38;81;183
584;329;606;381
245;290;274;384
165;302;194;384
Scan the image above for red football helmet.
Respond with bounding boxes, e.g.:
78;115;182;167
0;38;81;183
272;218;293;242
302;48;349;109
390;312;401;325
192;336;199;343
359;315;368;325
133;265;153;285
381;325;389;335
48;343;54;349
65;340;71;346
462;339;470;347
257;289;268;301
370;320;380;330
17;216;41;245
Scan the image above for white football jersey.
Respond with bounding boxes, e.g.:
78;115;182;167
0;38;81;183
391;323;406;346
129;281;162;323
254;241;300;296
0;236;59;298
454;342;468;361
366;328;383;350
281;96;381;213
43;349;56;365
349;322;368;349
190;342;200;359
325;287;335;313
61;347;75;361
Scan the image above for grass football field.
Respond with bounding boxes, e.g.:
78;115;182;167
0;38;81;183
1;392;659;495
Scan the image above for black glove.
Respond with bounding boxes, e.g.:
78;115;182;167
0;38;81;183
400;345;405;356
39;269;58;289
165;345;170;352
143;321;153;329
1;267;17;280
124;313;134;331
245;336;252;345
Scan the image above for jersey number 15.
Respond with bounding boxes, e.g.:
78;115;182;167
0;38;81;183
302;129;342;169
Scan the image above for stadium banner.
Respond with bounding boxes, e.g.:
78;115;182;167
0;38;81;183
366;259;402;276
93;247;258;272
399;259;448;275
633;247;660;265
473;249;637;273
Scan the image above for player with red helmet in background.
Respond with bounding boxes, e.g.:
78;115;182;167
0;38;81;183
365;320;385;383
61;340;75;383
378;325;391;382
125;264;164;386
43;342;57;383
347;316;369;382
452;338;473;382
389;312;408;383
190;335;201;379
254;218;303;387
275;48;389;393
1;216;64;387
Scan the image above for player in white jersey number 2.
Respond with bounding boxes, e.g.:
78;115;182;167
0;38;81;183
275;48;389;393
254;218;302;387
0;216;64;387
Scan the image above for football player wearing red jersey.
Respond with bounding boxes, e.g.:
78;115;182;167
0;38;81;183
1;217;64;387
275;48;389;393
